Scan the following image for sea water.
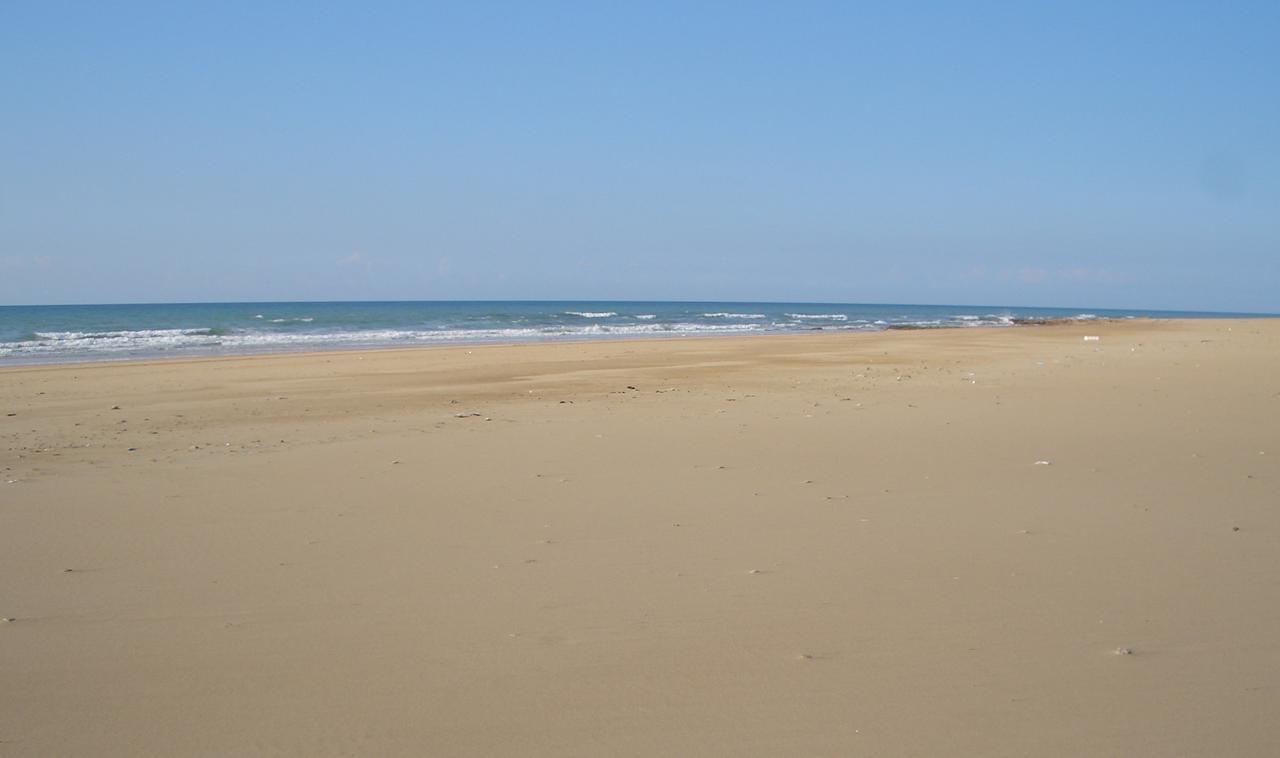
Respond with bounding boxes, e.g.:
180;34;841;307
0;300;1266;364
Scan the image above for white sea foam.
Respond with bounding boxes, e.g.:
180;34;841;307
32;328;216;340
882;314;1021;329
668;322;760;332
3;328;225;358
948;314;1008;327
0;321;772;360
2;302;1110;364
787;313;848;321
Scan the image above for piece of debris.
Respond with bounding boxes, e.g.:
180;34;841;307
1114;646;1134;656
1033;460;1052;466
1083;336;1101;342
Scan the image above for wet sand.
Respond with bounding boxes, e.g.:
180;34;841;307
2;319;1278;756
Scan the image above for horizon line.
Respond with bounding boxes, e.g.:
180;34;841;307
1;298;1277;318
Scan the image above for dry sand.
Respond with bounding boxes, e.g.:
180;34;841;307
2;319;1278;756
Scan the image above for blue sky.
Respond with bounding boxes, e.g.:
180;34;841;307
2;2;1277;311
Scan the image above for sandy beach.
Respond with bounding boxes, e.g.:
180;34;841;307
2;318;1278;756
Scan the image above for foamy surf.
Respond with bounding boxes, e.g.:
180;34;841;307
1;322;763;360
787;313;848;321
0;301;1244;364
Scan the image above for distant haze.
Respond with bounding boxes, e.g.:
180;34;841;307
2;3;1277;311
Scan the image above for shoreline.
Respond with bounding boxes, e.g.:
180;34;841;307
8;299;1271;367
0;315;1212;372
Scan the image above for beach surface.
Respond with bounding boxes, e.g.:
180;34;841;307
2;319;1278;756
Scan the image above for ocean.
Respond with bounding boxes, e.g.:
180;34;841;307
0;300;1266;365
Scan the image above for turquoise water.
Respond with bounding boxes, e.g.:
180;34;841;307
0;301;1269;364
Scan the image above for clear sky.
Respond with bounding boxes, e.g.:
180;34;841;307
2;2;1277;311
